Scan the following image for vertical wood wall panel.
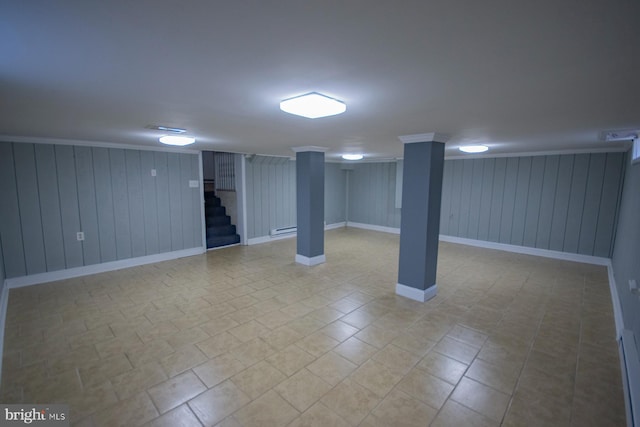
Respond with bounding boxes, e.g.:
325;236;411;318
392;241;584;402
92;148;117;262
488;158;507;242
0;143;26;277
191;155;202;248
477;158;495;241
467;160;484;239
109;149;132;260
13;144;47;274
563;154;590;253
154;152;172;254
577;154;606;255
35;144;66;271
536;155;559;249
458;159;474;237
0;141;202;279
522;156;544;247
325;163;346;225
179;154;194;249
440;160;453;234
594;153;625;256
449;160;464;236
549;155;574;251
511;157;532;246
499;157;519;244
167;154;183;250
56;145;84;268
75;146;101;266
126;150;146;257
140;152;159;254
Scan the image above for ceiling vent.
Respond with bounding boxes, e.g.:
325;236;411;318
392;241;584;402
146;125;187;134
602;129;639;142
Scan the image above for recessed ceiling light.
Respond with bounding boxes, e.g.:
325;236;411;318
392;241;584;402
280;92;346;119
159;135;196;146
342;154;364;160
459;145;489;153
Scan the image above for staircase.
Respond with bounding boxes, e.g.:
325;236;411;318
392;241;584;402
205;191;240;249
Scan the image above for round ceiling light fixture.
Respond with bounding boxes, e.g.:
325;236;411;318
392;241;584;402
159;135;196;146
342;154;364;160
459;145;489;153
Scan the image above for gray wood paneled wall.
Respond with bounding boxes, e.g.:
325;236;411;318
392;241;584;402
0;142;202;279
325;163;347;226
611;150;640;347
441;153;625;257
244;156;347;239
348;153;625;258
245;156;297;239
348;162;401;228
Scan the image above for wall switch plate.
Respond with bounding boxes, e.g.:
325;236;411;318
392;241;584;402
76;232;85;241
151;169;157;177
189;180;199;188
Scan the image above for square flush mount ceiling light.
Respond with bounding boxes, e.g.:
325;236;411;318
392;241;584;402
459;145;488;153
280;92;346;119
159;135;196;146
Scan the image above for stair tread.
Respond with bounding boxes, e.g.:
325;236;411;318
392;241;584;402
207;234;240;248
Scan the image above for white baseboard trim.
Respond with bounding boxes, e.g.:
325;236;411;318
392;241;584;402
396;283;437;302
620;330;640;427
606;261;625;339
325;222;347;230
343;223;610;266
439;235;610;266
346;222;400;235
295;254;326;266
5;247;205;289
247;223;347;246
247;233;296;245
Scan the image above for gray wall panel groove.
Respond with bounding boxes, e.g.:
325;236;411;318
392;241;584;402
14;144;47;274
35;144;66;271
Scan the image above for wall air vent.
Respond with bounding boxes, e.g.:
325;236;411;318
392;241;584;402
602;129;639;142
146;125;187;134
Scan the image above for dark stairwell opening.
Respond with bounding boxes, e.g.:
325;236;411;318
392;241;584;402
203;151;241;249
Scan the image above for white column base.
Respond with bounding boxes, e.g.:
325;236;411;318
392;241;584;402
295;254;326;266
395;283;437;302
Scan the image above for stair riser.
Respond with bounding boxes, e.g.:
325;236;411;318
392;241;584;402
207;225;237;237
206;216;231;226
206;206;226;216
207;234;240;248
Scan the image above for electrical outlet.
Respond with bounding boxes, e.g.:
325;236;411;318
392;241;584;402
151;169;157;177
189;180;199;188
630;279;639;295
76;232;85;241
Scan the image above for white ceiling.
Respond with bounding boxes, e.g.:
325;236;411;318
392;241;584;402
1;1;639;160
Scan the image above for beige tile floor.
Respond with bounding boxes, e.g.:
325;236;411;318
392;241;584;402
0;228;626;426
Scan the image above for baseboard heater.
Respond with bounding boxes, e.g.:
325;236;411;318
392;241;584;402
270;226;297;237
620;329;640;427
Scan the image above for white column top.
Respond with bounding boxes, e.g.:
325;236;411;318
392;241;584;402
398;133;450;144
